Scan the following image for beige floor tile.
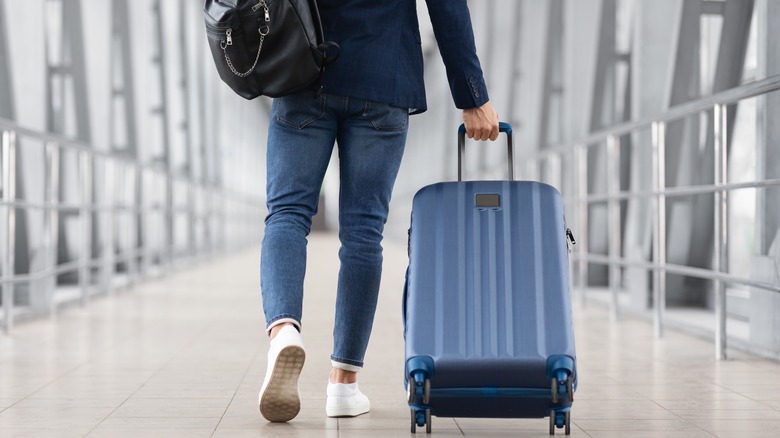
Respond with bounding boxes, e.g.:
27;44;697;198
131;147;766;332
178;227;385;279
455;417;550;431
462;431;588;437
571;419;699;431
762;400;780;410
672;409;780;420
0;406;115;421
585;432;715;438
111;397;230;418
28;387;138;400
11;398;125;409
690;419;780;432
223;397;262;418
344;431;464;438
213;428;339;438
339;417;459;431
131;386;238;399
715;384;780;395
97;416;221;429
0;386;67;399
0;429;92;438
218;416;338;430
85;428;215;438
653;399;771;411
0;415;104;430
571;399;677;419
573;387;648;401
623;384;738;399
707;431;780;438
0;400;19;410
358;405;413;420
725;389;780;401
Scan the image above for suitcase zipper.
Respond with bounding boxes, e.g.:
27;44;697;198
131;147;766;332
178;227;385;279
566;228;576;254
407;228;411;258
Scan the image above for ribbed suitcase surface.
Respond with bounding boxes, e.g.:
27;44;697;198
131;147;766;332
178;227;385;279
404;179;577;421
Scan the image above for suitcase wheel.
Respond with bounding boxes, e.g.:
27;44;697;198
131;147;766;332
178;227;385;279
551;372;574;403
410;408;431;434
549;410;571;435
408;372;431;405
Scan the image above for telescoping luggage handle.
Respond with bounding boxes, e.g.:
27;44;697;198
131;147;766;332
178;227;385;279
458;122;513;182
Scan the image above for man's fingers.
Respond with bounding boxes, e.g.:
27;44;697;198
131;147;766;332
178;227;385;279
471;125;498;141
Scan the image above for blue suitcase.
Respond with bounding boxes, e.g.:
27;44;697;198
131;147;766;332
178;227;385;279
403;123;577;435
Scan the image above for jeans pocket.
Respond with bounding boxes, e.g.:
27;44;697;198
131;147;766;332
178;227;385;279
275;90;326;129
362;101;408;132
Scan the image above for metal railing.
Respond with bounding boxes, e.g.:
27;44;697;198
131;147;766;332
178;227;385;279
0;119;265;334
518;74;780;360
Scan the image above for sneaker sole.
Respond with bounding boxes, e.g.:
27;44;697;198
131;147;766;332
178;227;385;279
326;401;370;418
259;345;305;422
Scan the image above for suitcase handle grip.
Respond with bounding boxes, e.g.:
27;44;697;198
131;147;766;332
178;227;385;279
457;122;514;181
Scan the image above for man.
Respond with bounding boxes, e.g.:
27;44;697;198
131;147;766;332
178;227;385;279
259;0;499;422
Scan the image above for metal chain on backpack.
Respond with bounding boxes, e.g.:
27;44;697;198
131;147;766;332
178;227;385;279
221;0;270;78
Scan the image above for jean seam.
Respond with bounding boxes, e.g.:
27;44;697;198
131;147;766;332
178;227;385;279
267;314;301;327
330;355;364;368
275;94;325;129
362;101;407;132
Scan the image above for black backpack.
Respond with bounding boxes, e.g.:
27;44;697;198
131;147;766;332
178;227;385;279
204;0;339;99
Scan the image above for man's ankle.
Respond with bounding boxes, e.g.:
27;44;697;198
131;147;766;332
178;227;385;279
269;322;297;340
330;368;358;384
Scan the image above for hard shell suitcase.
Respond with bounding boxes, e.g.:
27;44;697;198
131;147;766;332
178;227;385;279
403;123;577;435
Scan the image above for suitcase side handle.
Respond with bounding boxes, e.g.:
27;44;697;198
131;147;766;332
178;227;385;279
458;122;514;181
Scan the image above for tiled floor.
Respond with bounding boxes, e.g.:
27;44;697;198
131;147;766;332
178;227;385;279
1;233;780;437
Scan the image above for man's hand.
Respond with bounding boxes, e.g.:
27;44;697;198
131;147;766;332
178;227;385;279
463;101;499;141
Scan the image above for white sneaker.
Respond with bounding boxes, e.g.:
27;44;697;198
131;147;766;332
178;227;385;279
258;325;306;422
326;381;371;417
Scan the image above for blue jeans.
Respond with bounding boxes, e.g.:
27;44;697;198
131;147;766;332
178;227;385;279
261;90;408;369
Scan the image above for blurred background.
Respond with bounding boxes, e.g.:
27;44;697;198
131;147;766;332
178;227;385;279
0;0;779;361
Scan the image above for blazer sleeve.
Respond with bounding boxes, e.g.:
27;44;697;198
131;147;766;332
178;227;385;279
424;0;490;109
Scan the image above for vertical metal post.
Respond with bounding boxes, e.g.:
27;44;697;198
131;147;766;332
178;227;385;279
114;161;125;286
206;186;214;253
219;188;227;251
78;151;92;305
165;174;174;267
151;0;171;167
156;171;165;270
577;144;589;307
44;143;60;316
102;159;116;295
188;183;195;260
0;1;16;120
607;135;621;321
126;164;139;285
652;121;667;338
2;131;16;333
713;104;728;360
140;168;151;277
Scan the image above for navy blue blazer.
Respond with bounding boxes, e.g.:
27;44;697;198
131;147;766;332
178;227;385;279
317;0;490;114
